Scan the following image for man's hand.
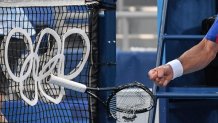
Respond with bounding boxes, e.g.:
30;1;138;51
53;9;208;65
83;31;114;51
148;64;173;86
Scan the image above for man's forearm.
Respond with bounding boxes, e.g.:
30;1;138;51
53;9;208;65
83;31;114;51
179;39;218;74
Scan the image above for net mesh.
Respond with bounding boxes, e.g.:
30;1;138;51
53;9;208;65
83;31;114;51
0;1;99;123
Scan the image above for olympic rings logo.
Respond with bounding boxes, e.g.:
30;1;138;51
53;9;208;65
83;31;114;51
0;28;90;106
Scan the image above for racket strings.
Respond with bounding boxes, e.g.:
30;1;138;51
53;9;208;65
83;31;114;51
134;89;154;110
117;88;153;110
108;87;154;120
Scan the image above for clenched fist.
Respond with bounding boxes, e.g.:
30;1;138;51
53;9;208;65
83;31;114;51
148;64;173;86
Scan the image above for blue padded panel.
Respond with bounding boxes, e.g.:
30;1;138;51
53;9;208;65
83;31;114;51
116;50;156;88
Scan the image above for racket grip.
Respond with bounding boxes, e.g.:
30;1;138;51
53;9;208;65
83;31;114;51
49;74;87;93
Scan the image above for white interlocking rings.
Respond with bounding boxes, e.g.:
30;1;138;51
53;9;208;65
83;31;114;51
2;27;90;106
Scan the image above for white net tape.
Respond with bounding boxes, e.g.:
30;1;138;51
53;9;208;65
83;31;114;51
0;0;94;7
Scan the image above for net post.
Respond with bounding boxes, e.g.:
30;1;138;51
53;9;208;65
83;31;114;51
98;0;116;123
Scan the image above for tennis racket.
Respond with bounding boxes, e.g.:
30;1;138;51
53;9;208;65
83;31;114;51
48;74;156;122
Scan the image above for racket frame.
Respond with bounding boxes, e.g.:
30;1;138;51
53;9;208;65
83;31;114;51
85;82;156;119
49;74;156;120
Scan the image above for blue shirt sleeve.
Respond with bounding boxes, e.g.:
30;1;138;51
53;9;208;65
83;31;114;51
205;16;218;42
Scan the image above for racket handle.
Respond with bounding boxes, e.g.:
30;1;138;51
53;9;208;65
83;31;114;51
49;74;87;93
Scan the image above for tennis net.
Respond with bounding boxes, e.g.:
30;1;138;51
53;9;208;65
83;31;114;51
0;0;99;122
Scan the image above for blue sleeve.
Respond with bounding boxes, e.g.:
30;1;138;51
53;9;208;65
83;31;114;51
205;16;218;42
